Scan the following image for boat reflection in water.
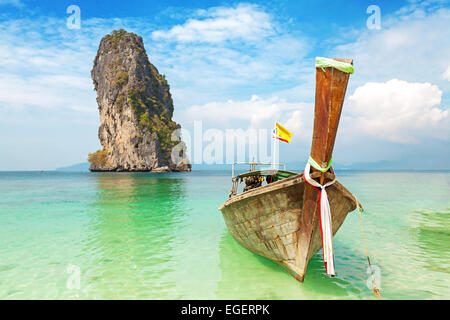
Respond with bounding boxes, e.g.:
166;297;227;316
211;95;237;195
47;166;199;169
215;227;372;299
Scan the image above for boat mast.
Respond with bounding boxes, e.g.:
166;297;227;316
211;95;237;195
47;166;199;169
295;58;353;281
271;122;279;170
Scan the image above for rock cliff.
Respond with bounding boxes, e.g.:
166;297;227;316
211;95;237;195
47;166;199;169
88;29;190;172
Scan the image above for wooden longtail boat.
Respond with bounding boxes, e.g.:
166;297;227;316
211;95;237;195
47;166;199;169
218;58;359;282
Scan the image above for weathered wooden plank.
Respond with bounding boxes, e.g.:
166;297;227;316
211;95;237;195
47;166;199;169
220;175;357;281
296;58;353;280
219;59;356;281
219;58;355;282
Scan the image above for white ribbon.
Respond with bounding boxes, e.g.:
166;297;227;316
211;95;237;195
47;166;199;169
303;162;337;276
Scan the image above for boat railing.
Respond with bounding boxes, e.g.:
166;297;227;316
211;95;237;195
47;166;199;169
229;162;287;197
231;162;286;179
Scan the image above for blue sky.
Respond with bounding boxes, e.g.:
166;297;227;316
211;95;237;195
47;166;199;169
0;0;449;170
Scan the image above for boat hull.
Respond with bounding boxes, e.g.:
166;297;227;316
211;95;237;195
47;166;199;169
218;172;357;282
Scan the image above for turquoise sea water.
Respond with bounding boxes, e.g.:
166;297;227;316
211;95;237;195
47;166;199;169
0;170;448;299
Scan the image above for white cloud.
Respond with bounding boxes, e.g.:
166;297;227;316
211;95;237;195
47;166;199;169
347;79;449;143
395;0;448;17
149;4;311;108
284;110;306;141
332;3;450;147
0;16;130;115
0;5;311;120
0;0;22;7
152;4;273;43
443;66;450;81
181;95;313;141
334;7;450;90
0;73;96;111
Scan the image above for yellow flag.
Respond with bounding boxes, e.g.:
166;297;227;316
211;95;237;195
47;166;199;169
275;122;293;143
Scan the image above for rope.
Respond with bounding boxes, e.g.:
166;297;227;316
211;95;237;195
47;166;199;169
354;195;382;299
308;156;332;173
316;57;354;74
305;155;381;296
303;162;336;276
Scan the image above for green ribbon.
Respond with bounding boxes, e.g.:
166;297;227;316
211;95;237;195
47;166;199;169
308;156;332;172
315;57;354;74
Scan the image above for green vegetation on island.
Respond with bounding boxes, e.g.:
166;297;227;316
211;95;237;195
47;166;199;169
87;149;109;167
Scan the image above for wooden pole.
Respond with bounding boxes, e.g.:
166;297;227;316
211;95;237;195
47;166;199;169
295;58;353;281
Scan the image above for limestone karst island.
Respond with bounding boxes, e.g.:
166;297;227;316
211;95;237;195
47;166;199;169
87;30;191;172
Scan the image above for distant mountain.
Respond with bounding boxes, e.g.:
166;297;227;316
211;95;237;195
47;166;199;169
341;159;449;171
192;161;323;172
191;160;449;171
57;159;449;172
191;163;232;171
339;160;405;170
55;162;90;172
